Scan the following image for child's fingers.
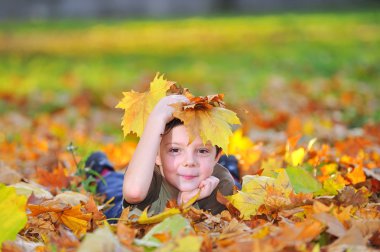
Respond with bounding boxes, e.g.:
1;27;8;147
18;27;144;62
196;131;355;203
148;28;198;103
199;180;207;189
178;188;201;205
207;176;220;188
198;176;220;199
166;95;189;104
199;176;219;188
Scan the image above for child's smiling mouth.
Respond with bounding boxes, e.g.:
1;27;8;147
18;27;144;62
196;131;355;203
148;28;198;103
181;175;198;180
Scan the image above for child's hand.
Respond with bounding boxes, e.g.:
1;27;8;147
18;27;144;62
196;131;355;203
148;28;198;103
198;176;220;199
149;95;189;126
177;188;200;206
177;176;220;205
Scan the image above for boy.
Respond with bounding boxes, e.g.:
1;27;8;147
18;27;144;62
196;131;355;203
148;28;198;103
122;95;235;215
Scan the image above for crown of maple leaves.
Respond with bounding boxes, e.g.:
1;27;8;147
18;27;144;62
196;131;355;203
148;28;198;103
116;73;241;152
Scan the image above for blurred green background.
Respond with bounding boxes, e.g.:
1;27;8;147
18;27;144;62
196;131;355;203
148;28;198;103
1;10;379;103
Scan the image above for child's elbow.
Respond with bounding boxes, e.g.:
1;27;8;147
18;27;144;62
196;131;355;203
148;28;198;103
123;189;146;204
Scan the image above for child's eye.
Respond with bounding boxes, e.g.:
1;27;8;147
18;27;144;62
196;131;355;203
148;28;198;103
169;148;180;153
198;148;210;155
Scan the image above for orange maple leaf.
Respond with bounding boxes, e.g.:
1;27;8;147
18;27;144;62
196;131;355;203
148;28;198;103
28;201;91;238
345;165;366;185
117;208;136;248
84;196;106;230
60;204;92;237
273;219;325;248
36;166;71;190
102;142;137;170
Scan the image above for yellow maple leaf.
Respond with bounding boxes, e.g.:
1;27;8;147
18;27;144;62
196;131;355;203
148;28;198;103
226;170;306;220
227;175;276;219
115;73;174;137
285;147;306;167
228;128;253;154
228;129;261;171
173;106;240;152
226;190;261;220
161;235;203;252
0;184;27;249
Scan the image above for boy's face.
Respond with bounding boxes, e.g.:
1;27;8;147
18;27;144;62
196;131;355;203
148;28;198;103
156;125;221;192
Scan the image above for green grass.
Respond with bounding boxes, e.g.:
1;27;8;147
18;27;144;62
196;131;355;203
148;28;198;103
0;10;379;103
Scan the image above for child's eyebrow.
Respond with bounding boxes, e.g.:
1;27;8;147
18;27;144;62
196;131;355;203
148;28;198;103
163;142;213;147
164;142;185;146
194;144;213;148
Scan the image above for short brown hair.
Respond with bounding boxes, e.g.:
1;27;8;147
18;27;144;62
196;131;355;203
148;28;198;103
163;118;222;157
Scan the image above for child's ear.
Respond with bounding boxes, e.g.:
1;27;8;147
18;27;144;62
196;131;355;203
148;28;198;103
215;150;223;163
156;153;162;166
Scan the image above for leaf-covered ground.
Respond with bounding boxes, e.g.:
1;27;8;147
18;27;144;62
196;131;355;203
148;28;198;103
1;10;380;251
1;77;379;251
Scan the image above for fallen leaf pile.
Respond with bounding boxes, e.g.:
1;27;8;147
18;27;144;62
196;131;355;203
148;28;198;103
0;75;379;251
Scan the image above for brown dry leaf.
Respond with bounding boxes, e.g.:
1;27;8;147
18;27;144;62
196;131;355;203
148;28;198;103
84;196;106;230
0;164;23;184
117;208;137;248
350;219;380;239
25;211;60;239
313;212;346;237
219;218;251;240
331;205;354;229
369;230;380;248
271;219;324;249
117;223;137;248
288;191;313;207
336;186;370;207
260;185;292;215
327;225;367;250
55;191;89;206
49;226;80;251
355;204;380;220
313;200;334;213
28;201;92;238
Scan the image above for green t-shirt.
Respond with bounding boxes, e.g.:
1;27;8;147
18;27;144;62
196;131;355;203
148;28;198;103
123;164;234;215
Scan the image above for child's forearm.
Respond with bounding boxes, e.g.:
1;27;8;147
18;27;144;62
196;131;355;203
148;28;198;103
123;116;165;203
123;95;189;204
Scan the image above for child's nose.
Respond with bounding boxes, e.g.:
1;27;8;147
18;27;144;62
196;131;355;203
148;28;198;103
183;153;197;167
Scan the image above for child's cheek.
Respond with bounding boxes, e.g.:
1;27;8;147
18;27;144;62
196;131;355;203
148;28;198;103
200;165;214;180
